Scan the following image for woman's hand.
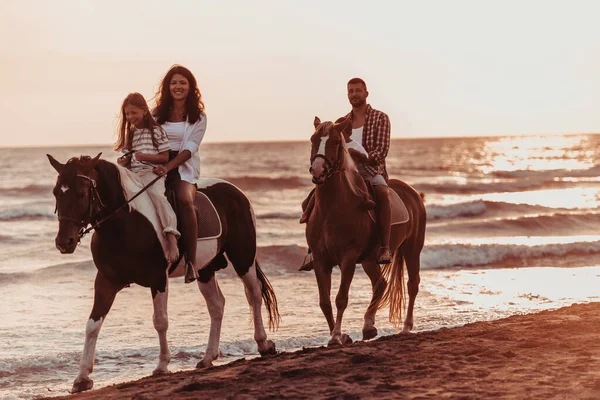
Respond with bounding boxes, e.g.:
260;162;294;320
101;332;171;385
153;165;169;176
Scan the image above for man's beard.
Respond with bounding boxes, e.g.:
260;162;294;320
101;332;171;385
350;98;366;108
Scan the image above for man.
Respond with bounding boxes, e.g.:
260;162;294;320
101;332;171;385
300;77;392;265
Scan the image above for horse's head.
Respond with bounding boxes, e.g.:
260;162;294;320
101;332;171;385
309;116;352;185
47;153;103;253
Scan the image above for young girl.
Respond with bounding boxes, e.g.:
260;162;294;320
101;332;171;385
115;92;180;264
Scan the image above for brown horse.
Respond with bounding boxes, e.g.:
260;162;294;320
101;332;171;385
47;154;279;393
306;118;426;346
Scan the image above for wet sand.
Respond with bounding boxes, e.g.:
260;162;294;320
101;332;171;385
46;302;600;400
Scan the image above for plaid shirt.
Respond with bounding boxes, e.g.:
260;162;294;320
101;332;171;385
345;104;391;178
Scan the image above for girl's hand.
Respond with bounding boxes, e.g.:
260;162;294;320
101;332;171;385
134;152;146;162
117;154;131;167
153;165;168;176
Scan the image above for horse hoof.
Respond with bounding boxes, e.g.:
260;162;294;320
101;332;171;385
196;359;213;369
152;367;170;376
259;340;277;356
71;377;93;393
362;327;378;341
341;334;353;346
328;338;343;347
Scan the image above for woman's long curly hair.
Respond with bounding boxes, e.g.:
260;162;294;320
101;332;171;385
115;92;164;152
153;65;205;125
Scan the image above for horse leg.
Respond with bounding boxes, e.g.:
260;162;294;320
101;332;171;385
241;262;276;356
151;281;171;375
329;260;356;346
401;243;421;333
196;272;225;368
71;272;122;393
314;262;335;335
361;259;387;340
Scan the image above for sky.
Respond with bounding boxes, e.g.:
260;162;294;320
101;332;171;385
0;0;599;147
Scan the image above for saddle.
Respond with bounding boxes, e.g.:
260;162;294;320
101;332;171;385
363;182;409;226
166;187;222;240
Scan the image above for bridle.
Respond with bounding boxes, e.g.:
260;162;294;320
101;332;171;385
309;140;343;183
57;174;105;239
56;170;163;242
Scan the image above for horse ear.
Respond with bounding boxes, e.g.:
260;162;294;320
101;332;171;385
313;116;321;129
89;153;102;169
334;117;351;134
47;154;64;173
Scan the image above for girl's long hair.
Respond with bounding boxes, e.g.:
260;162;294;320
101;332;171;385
153;65;205;125
115;92;165;152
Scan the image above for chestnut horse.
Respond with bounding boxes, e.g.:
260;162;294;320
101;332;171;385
47;154;279;393
306;118;426;346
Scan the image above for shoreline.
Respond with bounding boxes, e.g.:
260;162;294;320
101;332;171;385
45;302;600;400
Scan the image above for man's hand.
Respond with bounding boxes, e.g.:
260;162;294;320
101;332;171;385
366;156;378;167
347;148;368;164
134;152;147;162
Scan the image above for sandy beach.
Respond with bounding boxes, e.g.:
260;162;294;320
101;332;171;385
44;302;600;400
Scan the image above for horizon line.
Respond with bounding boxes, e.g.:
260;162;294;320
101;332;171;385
1;131;598;150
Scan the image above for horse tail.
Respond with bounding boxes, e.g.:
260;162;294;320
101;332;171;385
255;259;281;331
378;247;406;329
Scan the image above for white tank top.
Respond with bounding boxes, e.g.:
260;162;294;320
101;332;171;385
350;126;364;145
162;121;186;151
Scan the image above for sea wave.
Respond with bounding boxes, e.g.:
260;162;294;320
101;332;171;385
0;184;53;197
428;211;600;237
4;238;599;286
256;212;300;220
422;240;600;270
0;209;55;222
221;176;312;190
414;178;572;195
491;166;600;179
0;260;94;285
426;200;553;220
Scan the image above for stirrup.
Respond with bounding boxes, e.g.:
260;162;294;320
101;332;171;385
299;252;314;271
184;261;198;283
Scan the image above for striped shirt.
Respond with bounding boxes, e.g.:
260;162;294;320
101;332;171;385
344;104;391;178
126;127;170;173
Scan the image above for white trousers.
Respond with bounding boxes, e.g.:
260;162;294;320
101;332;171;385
137;171;180;238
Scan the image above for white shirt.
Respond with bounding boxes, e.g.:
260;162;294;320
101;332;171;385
160;113;207;184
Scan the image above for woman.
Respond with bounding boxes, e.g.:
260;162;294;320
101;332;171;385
152;65;207;283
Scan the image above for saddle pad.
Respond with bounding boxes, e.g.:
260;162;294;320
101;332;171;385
368;187;409;225
195;191;222;240
390;188;409;225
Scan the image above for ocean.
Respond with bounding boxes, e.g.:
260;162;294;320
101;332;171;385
1;135;600;399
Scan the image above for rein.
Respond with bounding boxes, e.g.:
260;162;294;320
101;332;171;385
59;172;164;242
310;144;343;182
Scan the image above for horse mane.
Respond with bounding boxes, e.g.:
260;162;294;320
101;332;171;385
93;159;127;210
319;122;368;199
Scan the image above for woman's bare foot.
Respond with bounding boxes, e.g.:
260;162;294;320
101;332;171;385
166;233;179;264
